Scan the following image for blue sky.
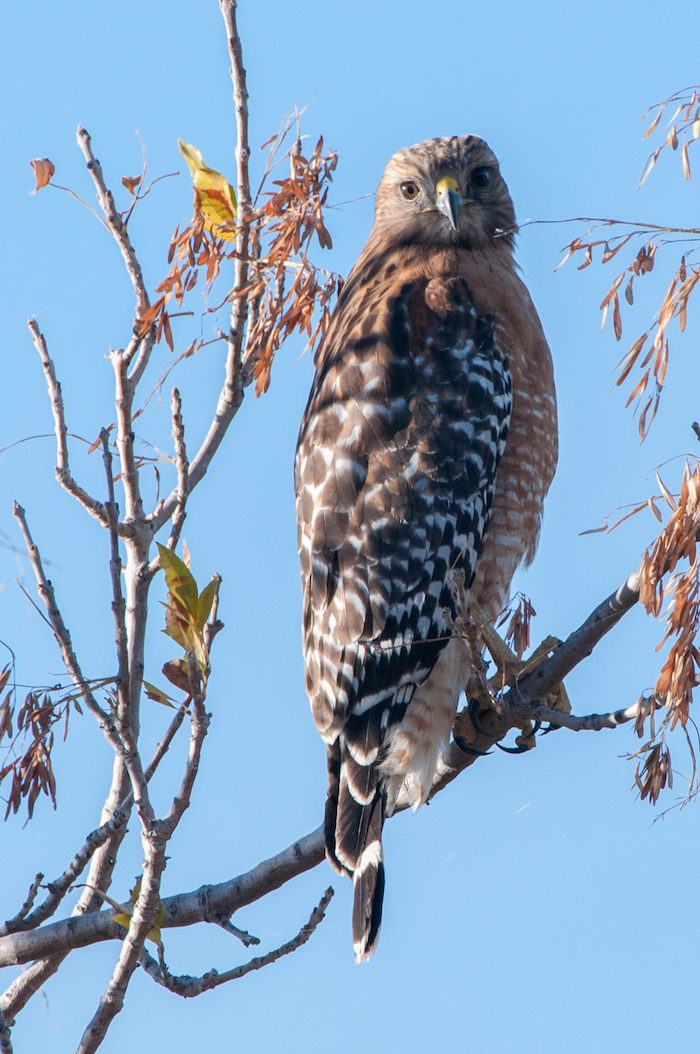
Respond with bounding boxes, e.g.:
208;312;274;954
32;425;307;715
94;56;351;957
2;1;700;1051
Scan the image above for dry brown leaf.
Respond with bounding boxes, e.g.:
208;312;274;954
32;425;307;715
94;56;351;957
642;109;663;139
29;158;55;194
121;175;142;195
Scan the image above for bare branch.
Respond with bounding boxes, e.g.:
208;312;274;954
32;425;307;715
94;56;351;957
1;702;189;946
508;569;641;703
77;690;207;1049
111;352;145;525
532;696;664;732
150;0;253;534
1;764;133;1020
1;876;43;937
139;888;333;998
76;126;150;318
0;558;654;971
0;827;325;966
27;319;108;527
156;668;210;840
101;431;129;712
432;568;643;796
215;919;260;947
166;388;188;552
12;503;111;729
76;868;163;1054
1;957;65;1023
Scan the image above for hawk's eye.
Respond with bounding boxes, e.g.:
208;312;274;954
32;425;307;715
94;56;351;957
400;181;419;201
470;167;490;189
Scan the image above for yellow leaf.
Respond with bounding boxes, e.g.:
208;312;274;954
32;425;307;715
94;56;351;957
177;139;206;178
177;139;237;240
193;177;237;239
112;880;164;945
142;680;177;708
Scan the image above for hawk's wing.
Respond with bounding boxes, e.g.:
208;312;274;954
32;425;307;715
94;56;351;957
296;267;511;742
295;264;512;961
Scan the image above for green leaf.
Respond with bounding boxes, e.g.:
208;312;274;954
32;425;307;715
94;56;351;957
196;574;221;632
157;543;199;619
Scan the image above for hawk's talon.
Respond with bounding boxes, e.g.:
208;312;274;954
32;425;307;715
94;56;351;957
468;696;491;737
454;735;493;757
540;722;561;734
495;740;530;754
523;720;541;739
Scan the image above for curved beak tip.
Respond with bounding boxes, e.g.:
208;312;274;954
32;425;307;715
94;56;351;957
436;187;464;231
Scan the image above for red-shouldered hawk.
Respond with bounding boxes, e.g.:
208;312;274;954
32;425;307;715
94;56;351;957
295;136;557;962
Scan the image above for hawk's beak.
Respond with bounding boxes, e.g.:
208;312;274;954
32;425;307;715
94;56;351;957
434;176;464;231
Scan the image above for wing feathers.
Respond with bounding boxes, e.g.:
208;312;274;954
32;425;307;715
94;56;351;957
296;266;512;961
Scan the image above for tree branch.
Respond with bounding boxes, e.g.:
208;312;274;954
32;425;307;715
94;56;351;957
101;431;130;715
166;388;188;552
12;503;112;730
138;887;333;998
532;695;664;732
0;827;325;967
1;877;43;937
0;560;650;970
150;0;253;535
76;126;150;318
26;320;108;526
0;701;189;948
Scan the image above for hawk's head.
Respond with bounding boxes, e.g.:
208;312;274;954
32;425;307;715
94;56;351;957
373;135;515;252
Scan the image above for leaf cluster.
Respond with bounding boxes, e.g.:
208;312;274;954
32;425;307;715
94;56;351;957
558;86;700;439
0;671;112;819
139;128;339;394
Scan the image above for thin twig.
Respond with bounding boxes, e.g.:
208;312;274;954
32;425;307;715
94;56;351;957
101;431;129;714
156;665;210;840
140;888;333;997
150;0;253;534
76;126;150;318
496;215;700;240
12;504;111;728
48;182;110;230
0;765;133;1020
1;876;43;937
111;352;146;526
0;703;189;945
166;388;188;552
215;919;260;947
27;319;108;527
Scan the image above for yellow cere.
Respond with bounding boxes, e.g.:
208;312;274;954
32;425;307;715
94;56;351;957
435;175;461;195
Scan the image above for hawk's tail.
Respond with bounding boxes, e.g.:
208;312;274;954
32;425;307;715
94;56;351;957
324;723;386;964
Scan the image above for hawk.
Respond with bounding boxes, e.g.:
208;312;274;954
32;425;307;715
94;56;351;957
295;135;557;962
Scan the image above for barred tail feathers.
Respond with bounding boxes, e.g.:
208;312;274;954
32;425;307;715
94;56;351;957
324;707;387;963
